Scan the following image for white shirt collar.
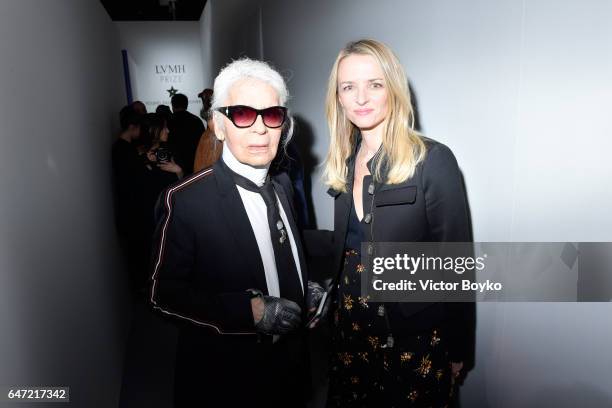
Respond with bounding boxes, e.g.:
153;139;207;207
221;145;269;187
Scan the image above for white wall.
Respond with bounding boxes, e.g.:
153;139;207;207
203;0;612;406
0;1;128;406
117;22;205;116
199;2;214;88
199;0;264;88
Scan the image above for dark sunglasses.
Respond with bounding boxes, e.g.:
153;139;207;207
216;105;287;129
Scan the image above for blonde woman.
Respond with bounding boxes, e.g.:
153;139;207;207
323;39;475;407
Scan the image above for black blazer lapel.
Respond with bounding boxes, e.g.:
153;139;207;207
332;191;351;279
213;161;268;294
329;150;356;280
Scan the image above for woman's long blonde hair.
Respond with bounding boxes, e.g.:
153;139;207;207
323;39;426;192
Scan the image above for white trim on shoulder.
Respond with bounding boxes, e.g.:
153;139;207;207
149;168;255;336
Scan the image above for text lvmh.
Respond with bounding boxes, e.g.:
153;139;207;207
155;65;186;74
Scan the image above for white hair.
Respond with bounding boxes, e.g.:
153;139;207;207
212;57;289;109
212;57;293;146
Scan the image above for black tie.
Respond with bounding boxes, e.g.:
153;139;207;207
224;163;304;307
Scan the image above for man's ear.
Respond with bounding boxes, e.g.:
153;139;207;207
213;112;225;141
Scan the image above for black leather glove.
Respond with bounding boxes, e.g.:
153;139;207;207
252;291;302;335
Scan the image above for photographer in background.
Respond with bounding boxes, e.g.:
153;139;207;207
144;112;184;184
136;113;184;285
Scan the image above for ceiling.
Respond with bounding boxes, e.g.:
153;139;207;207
101;0;207;21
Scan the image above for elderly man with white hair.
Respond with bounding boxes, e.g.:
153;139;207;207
150;58;323;407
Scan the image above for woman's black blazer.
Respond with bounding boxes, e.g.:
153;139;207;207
310;136;475;364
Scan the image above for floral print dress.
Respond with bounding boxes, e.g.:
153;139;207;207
327;204;454;408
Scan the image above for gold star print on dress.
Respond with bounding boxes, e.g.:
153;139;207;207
357;352;369;363
338;352;353;366
400;352;413;364
328;249;454;406
357;295;370;308
415;354;432;377
367;336;380;350
431;329;441;347
343;294;354;311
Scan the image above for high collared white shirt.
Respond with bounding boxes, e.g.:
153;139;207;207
221;147;304;297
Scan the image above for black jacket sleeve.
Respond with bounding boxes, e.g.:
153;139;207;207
422;143;471;242
422;143;476;365
149;191;256;334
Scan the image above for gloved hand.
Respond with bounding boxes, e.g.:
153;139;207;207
306;280;330;329
251;290;302;335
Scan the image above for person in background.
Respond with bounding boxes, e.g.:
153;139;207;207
198;88;214;123
193;88;222;172
168;93;204;175
131;101;150;156
143;112;184;195
134;113;184;279
132;100;147;115
112;105;149;297
270;138;311;230
322;39;475;407
155;104;173;123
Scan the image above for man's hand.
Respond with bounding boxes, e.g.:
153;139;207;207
250;292;302;335
251;297;265;324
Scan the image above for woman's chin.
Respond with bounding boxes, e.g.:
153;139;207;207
351;118;385;132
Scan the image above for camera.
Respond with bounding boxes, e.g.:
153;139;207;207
155;146;173;163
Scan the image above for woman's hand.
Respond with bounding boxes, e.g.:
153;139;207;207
158;158;183;179
146;150;157;163
451;361;464;381
306;281;330;329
